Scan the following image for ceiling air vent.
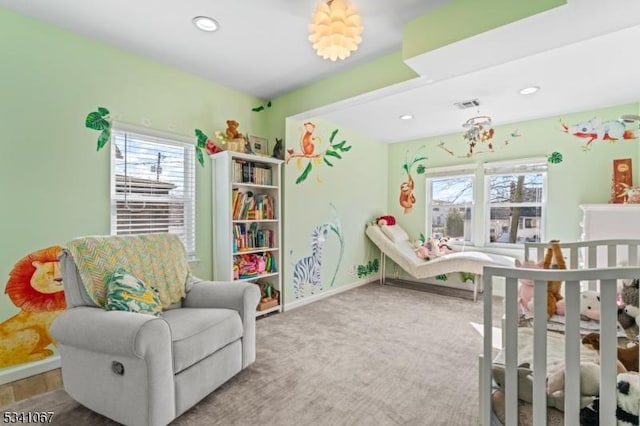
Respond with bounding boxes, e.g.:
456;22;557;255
454;99;480;110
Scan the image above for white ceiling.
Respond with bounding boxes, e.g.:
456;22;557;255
3;0;640;143
0;0;447;99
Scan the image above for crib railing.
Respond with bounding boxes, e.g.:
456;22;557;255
480;266;640;426
524;239;640;268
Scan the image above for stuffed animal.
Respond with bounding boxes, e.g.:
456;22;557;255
225;120;243;140
519;242;566;318
617;372;640;426
624;304;640;323
414;238;438;260
580;371;640;426
582;332;638;372
619;278;640;330
437;237;452;253
515;259;540;317
580;291;601;321
543;241;565;318
493;362;595;412
376;215;396;226
547;361;601;397
272;137;284;160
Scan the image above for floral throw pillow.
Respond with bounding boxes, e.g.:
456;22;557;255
104;268;162;315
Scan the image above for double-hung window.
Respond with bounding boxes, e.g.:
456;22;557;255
425;165;476;244
484;158;547;245
110;124;196;257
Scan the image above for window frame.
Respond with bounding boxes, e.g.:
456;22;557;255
109;123;197;258
483;158;548;247
425;164;477;245
424;158;547;248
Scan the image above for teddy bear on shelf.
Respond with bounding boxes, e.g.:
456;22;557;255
225;119;243;141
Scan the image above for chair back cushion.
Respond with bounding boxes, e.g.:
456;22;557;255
67;233;189;308
59;249;99;308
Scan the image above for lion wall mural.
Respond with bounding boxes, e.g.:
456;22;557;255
0;246;66;369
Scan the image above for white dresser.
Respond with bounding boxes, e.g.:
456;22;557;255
580;204;640;241
580;203;640;267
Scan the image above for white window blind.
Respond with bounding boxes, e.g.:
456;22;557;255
483;157;548;175
424;164;478;178
110;125;196;256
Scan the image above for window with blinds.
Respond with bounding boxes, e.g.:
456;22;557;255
110;126;196;256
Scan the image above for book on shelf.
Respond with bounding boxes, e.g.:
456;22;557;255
232;190;275;220
233;158;273;185
232;223;274;252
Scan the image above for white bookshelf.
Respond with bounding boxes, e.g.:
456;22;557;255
210;151;283;316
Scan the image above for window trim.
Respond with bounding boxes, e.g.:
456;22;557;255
109;122;197;258
483;157;547;247
424;158;547;248
425;164;478;245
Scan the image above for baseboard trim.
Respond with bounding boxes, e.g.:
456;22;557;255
0;356;60;386
285;276;379;311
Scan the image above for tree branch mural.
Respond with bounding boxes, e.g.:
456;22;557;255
286;123;352;184
327;203;344;287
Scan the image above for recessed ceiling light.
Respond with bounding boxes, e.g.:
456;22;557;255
193;16;219;32
399;114;414;120
519;86;540;95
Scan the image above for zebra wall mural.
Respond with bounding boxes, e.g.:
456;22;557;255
292;224;330;299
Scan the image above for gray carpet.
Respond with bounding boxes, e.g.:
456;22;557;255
6;282;504;426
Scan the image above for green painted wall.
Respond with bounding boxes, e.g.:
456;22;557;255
387;103;640;251
402;0;566;60
0;6;266;374
283;117;388;304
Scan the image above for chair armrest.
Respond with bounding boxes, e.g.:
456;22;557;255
183;280;260;368
183;280;260;314
50;306;171;358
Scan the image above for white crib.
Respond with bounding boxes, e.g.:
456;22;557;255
479;239;640;426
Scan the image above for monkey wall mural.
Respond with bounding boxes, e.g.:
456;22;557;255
399;146;427;214
286;122;352;184
399;173;416;214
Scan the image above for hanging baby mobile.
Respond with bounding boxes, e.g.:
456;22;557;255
463;115;494;154
438;115;511;158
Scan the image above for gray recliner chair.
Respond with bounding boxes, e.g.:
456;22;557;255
51;238;260;426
